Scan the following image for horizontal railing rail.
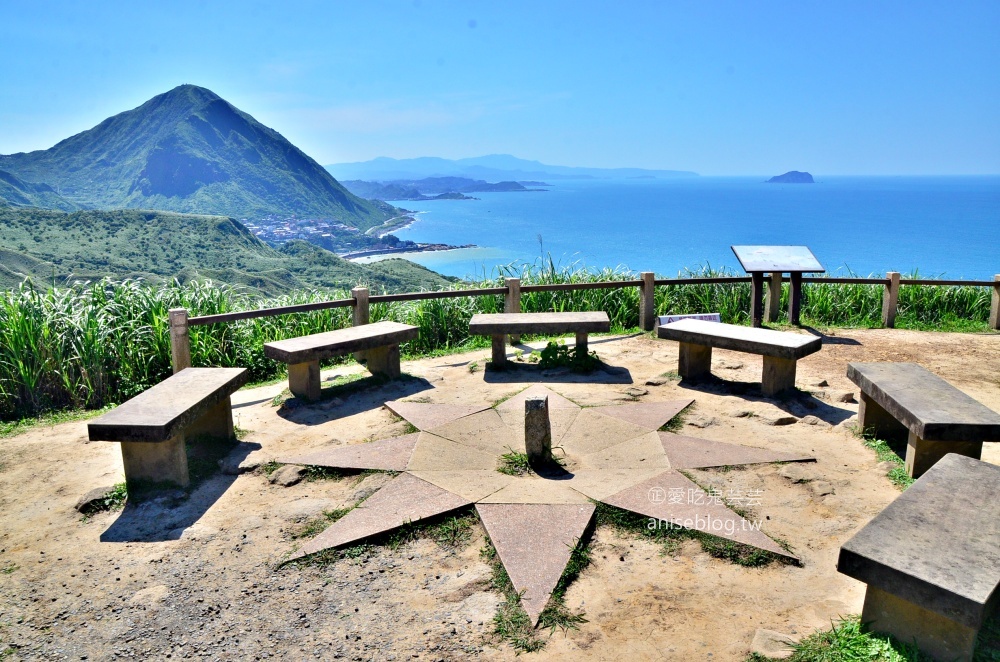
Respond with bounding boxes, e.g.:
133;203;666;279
188;298;355;326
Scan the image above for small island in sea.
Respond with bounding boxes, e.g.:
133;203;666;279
767;171;814;183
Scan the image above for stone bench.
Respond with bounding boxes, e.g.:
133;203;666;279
468;311;611;367
656;319;821;396
87;367;249;488
847;362;1000;478
264;321;418;400
837;454;1000;661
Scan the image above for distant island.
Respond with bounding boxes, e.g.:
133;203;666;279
341;176;548;202
767;171;814;183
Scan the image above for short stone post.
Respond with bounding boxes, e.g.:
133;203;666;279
505;277;521;344
765;272;782;322
524;395;552;468
639;271;656;331
990;274;1000;331
168;308;192;374
352;286;370;362
882;272;900;328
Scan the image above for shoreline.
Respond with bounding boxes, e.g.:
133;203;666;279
341;242;477;260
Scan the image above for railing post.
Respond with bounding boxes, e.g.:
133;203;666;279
352;286;370;361
505;277;521;344
990;274;1000;331
639;271;656;331
882;272;900;328
765;272;782;322
168;308;192;373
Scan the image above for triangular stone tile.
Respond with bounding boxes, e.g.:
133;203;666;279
590;399;694;431
567;467;668;501
426;409;514;455
602;470;794;560
559;409;652;456
578;431;671;472
479;478;592;504
406;433;498;471
384;400;489;430
477;503;595;625
277;433;419;471
659;433;815;469
495;385;580;414
408;470;514;502
290;473;471;560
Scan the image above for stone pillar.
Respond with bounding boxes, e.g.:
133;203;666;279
366;344;401;379
788;272;803;326
288;360;321;401
765;272;782;323
505;278;521;344
639;271;656;331
352;286;370;362
121;436;190;488
524;395;552;467
989;274;1000;330
905;433;982;479
750;272;765;327
185;397;235;442
169;308;192;374
677;342;711;379
491;335;507;367
882;272;900;328
761;356;796;397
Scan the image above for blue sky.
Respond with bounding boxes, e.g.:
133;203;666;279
2;1;997;175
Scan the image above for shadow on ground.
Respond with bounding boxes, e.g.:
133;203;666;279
482;362;633;385
276;374;435;426
677;375;855;425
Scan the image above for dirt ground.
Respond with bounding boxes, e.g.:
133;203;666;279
1;328;998;661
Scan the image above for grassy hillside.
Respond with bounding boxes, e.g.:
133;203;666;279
0;85;394;230
0;206;454;296
0;170;81;212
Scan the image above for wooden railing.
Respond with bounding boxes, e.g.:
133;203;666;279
168;272;1000;372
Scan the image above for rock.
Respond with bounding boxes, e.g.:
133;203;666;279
834;391;856;403
779;464;813;483
763;415;799;426
645;377;669;386
686;415;718;429
812;379;829;387
729;409;757;418
269;465;306;487
750;628;798;659
716;360;744;370
622;387;648;398
799;415;828;427
129;585;170;609
876;460;899;474
809;481;835;497
74;485;117;513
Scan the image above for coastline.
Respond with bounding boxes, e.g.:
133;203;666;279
341;242;477;260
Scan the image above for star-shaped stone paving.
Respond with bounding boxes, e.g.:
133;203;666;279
279;385;814;625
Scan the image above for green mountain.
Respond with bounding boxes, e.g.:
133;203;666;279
0;169;81;212
0;85;395;231
0;206;454;296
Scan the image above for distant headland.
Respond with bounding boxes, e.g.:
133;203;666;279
767;171;814;183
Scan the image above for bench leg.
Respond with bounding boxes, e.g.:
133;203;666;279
186;397;235;441
905;433;983;479
289;360;321;401
861;584;978;662
366;344;401;378
761;356;797;397
575;331;589;355
491;335;508;367
678;342;711;379
120;435;190;488
857;392;908;439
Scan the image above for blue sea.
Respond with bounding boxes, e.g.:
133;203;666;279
355;177;1000;280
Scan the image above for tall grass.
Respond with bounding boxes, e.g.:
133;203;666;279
0;263;993;421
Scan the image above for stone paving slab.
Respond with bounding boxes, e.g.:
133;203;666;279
479;478;592;505
560;409;652;456
477;503;596;625
590;399;694;431
408;470;514;502
291;473;471;559
603;470;793;559
659;433;814;469
405;433;498;472
425;410;514;455
383;400;490;431
567;467;669;501
578;431;672;472
495;385;580;413
277;433;420;471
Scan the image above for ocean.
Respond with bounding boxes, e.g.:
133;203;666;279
354;177;1000;280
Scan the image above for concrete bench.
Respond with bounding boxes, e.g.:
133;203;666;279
847;362;1000;478
263;321;418;400
657;319;821;396
838;454;1000;661
87;367;248;488
468;311;611;367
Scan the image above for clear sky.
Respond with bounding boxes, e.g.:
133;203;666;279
2;1;998;175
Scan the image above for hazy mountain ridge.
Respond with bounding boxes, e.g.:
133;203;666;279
327;154;698;182
342;176;536;201
0;170;81;212
0;85;396;230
